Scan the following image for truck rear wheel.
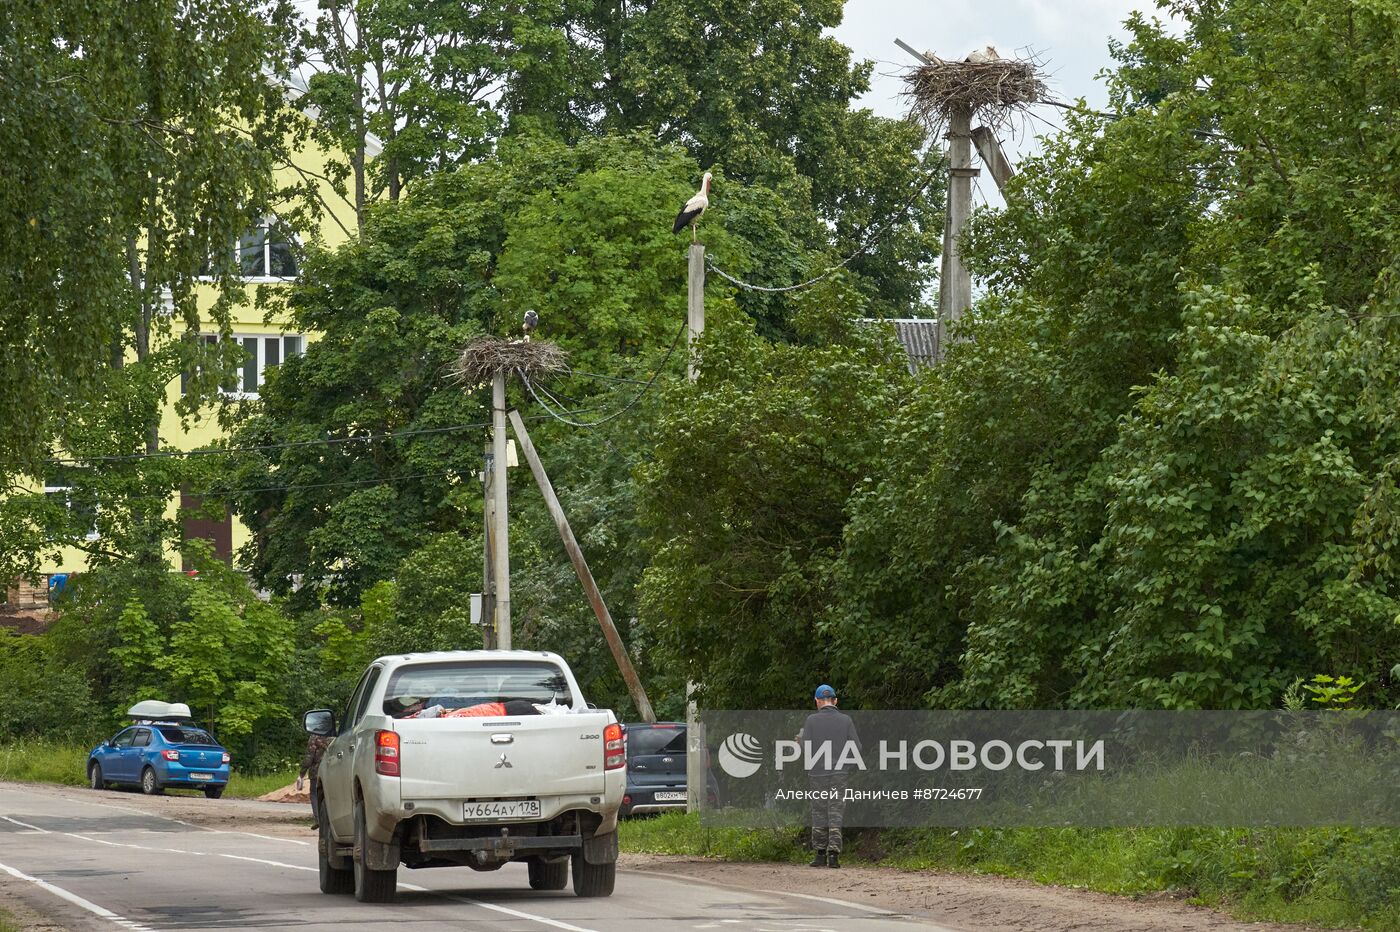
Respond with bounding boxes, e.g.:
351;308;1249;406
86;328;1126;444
527;857;568;891
318;798;353;895
570;851;615;898
353;799;398;903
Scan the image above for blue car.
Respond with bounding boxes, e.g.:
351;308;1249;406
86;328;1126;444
87;722;231;798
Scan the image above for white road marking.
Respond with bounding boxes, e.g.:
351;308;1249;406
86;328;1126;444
4;784;311;846
205;828;312;846
399;882;602;932
0;815;49;833
0;858;156;931
58;829;598;932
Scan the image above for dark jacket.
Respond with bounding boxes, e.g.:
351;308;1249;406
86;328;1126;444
799;706;861;776
300;734;332;779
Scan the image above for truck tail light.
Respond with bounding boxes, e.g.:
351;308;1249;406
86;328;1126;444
161;749;180;761
375;730;400;776
604;723;625;771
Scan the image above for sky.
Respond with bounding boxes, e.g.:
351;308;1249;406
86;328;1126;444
830;0;1167;206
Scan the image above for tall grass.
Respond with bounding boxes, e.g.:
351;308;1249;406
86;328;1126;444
620;813;1400;930
0;738;91;786
0;740;297;800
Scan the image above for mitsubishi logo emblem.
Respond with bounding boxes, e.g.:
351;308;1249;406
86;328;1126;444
494;752;512;769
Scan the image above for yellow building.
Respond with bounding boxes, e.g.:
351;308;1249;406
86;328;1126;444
35;94;374;581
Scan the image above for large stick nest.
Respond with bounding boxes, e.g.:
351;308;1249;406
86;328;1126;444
903;52;1047;131
453;336;569;386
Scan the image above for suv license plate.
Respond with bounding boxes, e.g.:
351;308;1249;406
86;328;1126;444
189;773;213;781
463;800;541;821
654;792;686;801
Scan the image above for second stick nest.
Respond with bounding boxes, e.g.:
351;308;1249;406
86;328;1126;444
454;336;569;386
904;54;1046;130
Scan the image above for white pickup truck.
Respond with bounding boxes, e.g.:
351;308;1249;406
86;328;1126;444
303;650;626;903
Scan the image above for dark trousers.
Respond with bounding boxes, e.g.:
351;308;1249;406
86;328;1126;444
808;772;850;852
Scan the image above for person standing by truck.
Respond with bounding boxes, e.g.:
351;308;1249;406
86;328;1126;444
297;733;331;818
800;684;860;868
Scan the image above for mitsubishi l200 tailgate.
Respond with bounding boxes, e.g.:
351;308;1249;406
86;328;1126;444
394;712;615;800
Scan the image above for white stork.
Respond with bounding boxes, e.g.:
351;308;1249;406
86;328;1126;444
672;172;712;242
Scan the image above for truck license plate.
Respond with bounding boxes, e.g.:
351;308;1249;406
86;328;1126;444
654;792;686;801
463;799;541;821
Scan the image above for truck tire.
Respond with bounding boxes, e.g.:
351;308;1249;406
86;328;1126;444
318;798;354;895
570;851;615;898
527;857;568;891
353;799;397;903
88;763;105;790
140;767;164;796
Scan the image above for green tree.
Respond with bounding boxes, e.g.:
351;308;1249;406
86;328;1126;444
52;542;296;743
0;0;304;472
636;297;913;709
829;0;1400;710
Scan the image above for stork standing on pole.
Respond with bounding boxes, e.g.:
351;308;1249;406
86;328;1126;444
672;172;712;242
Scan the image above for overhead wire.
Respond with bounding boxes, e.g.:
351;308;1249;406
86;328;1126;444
704;161;943;294
26;409;622;469
520;321;687;428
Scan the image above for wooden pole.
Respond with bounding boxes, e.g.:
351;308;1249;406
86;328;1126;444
491;371;512;649
507;410;656;722
938;104;976;356
970;126;1016;194
686;242;705;812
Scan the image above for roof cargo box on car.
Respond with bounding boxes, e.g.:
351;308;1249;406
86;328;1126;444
127;700;192;722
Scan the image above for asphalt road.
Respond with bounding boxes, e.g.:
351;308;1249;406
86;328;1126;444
0;783;948;932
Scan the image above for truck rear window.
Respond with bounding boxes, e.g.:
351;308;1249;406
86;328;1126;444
382;661;573;718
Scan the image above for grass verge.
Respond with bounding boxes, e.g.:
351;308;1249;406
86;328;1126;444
0;741;296;800
619;813;1400;930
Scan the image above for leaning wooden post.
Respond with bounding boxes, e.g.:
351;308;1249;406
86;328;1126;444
507;409;656;723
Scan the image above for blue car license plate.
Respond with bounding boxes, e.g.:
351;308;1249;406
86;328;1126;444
189;772;213;781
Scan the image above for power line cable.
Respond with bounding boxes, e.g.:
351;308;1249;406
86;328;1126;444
704;163;942;294
27;409;608;469
521;321;686;428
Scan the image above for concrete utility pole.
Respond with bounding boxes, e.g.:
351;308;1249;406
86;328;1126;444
508;410;656;722
939;103;975;340
491;370;512;649
686;241;705;813
687;243;705;382
481;444;497;649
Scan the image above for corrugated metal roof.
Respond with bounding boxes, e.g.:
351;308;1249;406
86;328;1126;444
858;318;941;374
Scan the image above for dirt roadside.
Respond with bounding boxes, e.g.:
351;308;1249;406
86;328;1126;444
0;887;68;932
622;854;1326;932
3;784;1337;931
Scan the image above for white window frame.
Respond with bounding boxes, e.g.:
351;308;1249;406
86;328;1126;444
180;333;305;399
43;482;100;541
197;217;301;283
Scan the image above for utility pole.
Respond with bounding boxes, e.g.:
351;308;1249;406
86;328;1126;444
686;240;705;813
938;103;975;350
687;243;705;381
491;370;512;649
481;444;497;649
508;410;656;722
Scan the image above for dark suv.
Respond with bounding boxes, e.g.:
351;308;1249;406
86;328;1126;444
620;722;690;817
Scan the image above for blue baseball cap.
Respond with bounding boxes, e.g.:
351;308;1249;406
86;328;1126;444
814;684;836;699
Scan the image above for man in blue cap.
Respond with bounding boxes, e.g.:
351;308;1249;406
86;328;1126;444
799;683;860;868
